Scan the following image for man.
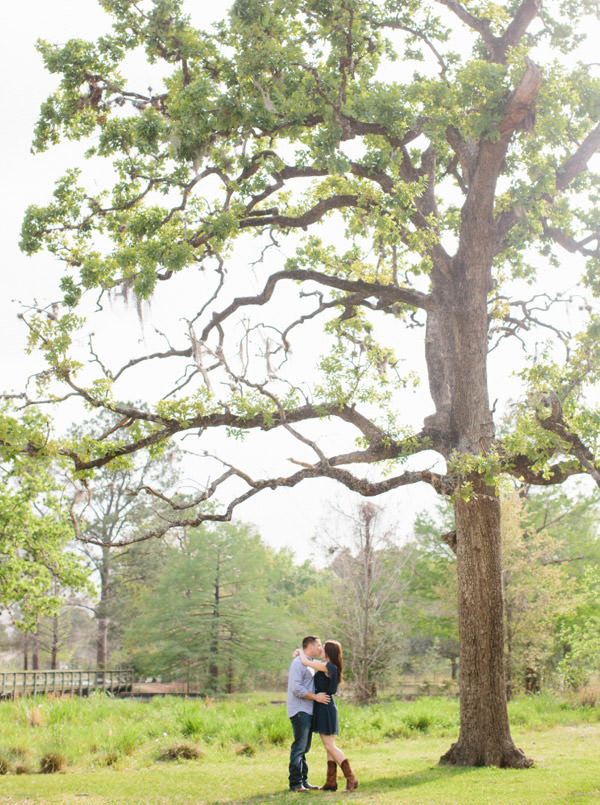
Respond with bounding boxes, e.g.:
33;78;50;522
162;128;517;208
287;635;330;793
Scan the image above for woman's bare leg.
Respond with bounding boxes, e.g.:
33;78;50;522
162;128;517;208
320;734;346;765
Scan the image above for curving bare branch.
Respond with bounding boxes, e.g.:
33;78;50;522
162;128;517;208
200;268;430;345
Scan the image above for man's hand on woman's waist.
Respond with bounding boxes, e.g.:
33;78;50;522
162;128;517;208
305;691;330;704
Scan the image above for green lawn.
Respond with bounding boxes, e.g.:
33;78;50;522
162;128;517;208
1;723;599;804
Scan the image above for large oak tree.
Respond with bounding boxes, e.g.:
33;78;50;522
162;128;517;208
20;0;600;766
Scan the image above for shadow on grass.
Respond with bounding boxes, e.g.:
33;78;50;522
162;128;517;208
208;765;477;804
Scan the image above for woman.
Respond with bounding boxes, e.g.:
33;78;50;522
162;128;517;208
299;640;358;792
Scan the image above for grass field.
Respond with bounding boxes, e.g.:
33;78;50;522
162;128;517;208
0;693;599;803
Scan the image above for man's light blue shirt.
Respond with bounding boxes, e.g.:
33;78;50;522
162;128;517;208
287;655;315;718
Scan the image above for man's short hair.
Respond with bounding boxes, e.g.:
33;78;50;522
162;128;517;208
302;635;319;650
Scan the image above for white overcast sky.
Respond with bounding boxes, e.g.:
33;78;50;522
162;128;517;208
2;1;598;562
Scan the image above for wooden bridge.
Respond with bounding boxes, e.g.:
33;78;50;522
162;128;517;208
0;669;133;700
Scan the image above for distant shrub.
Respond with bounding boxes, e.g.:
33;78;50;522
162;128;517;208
0;755;10;775
403;713;432;733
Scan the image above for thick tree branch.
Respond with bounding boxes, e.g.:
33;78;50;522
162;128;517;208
239;194;359;230
536;394;600;487
436;0;496;53
495;123;600;253
504;454;582;485
56;373;434;473
74;464;452;547
463;60;541;245
494;0;541;62
541;222;600;260
200;269;431;342
446;126;477;188
502;393;600;487
556;124;600;193
498;59;542;139
437;0;540;63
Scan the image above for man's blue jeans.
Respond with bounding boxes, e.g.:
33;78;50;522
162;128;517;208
289;711;313;789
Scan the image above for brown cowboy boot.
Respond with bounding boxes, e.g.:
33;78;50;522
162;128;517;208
321;760;337;791
341;758;358;792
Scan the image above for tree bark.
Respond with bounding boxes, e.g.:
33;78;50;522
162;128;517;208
32;620;40;670
208;553;221;691
96;547;110;669
51;613;59;670
440;479;531;767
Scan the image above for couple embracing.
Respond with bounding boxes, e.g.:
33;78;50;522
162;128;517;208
287;635;358;793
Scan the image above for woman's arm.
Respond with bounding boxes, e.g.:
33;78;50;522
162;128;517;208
299;651;329;674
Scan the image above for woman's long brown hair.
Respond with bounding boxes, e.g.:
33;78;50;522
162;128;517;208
324;640;343;683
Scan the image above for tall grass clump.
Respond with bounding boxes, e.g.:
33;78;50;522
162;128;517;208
46;694;83;725
157;742;203;762
39;747;68;774
102;722;147;761
177;705;209;739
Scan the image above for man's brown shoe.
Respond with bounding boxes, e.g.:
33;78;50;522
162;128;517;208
290;785;309;792
303;782;319;790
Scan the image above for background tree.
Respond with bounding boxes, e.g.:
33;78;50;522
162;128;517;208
103;533;171;667
555;564;600;688
405;489;600;691
19;0;600;766
68;413;181;669
313;502;409;702
501;492;578;696
125;522;293;691
401;506;458;680
0;405;90;660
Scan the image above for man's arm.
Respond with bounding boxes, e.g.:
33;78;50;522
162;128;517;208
290;660;330;704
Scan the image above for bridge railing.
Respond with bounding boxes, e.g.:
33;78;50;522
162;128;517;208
0;669;133;699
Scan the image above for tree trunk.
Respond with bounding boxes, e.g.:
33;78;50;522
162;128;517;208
450;656;458;681
226;655;234;694
51;613;59;670
96;617;108;670
32;621;40;670
23;632;29;671
208;553;221;691
439;479;531;767
430;244;532;767
96;550;110;669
